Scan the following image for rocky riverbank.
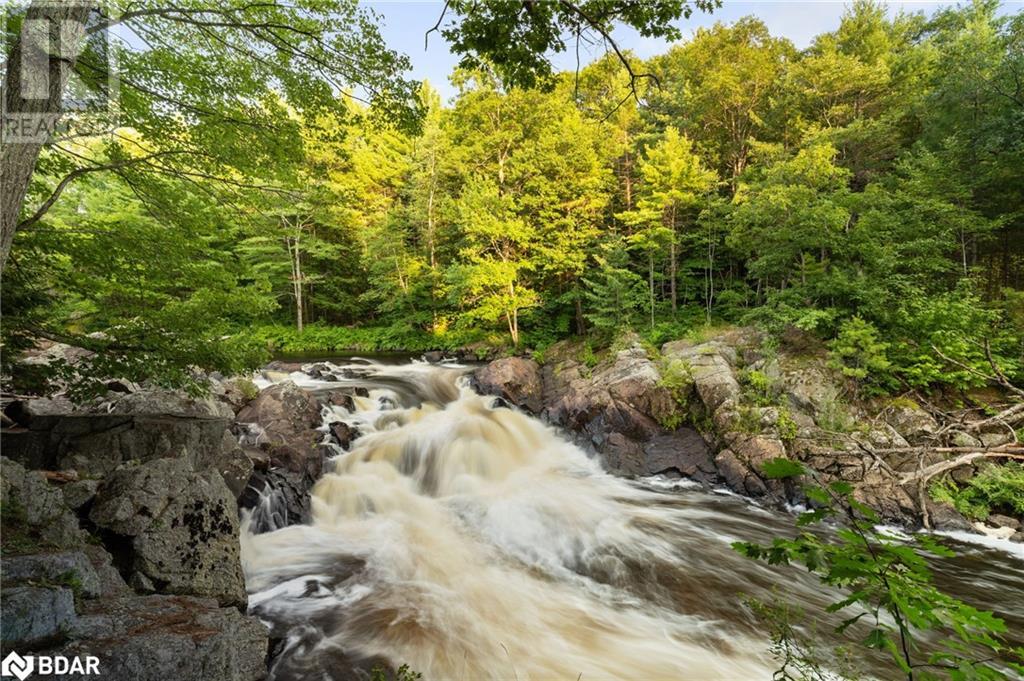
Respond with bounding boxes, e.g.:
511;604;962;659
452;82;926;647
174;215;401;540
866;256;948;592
0;373;368;680
2;328;1020;678
473;327;1023;538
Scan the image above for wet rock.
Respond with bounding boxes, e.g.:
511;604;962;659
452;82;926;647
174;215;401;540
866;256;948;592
264;360;305;372
599;433;647;475
973;521;1016;540
2;551;102;597
714;449;767;496
423;351;444;363
328;421;360;450
239;468;313;532
323;391;355;412
236;381;322;476
643;429;715;482
854;483;917;524
926;500;973;532
55;595;268;681
988;514;1021;531
473;357;543;413
1;586;76;646
235;382;326;529
90;458;246;606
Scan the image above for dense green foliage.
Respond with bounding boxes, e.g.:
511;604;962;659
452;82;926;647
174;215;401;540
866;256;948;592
736;458;1024;680
2;0;1023;398
930;462;1024;521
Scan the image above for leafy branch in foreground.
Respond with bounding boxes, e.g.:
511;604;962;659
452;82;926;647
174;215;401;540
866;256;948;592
734;458;1024;680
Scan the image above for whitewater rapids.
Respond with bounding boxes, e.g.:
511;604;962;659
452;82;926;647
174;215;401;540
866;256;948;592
240;360;1024;680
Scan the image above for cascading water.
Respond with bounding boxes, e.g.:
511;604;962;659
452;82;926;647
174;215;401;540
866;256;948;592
242;360;1024;680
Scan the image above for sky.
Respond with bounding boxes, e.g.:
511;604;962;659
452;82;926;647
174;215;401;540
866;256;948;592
367;0;1023;102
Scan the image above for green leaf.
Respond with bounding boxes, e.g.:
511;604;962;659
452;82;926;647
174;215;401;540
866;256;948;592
761;457;805;479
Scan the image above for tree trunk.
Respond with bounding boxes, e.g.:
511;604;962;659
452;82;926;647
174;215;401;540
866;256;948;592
507;281;519;346
706;226;715;324
669;204;677;315
1;1;93;273
648;251;655;330
574;290;585;336
288;234;304;333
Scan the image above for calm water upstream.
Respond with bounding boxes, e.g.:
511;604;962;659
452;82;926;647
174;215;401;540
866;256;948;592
242;360;1024;680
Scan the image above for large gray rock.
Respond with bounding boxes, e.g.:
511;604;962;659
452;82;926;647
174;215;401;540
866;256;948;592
90;458;246;606
882;400;939;441
642;429;716;482
2;389;235;476
473;357;543;413
662;341;742;414
779;365;840;415
56;595;268;681
0;457;87;550
1;586;76;646
2;551;103;598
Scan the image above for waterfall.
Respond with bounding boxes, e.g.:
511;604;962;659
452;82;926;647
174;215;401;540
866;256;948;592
241;360;1024;680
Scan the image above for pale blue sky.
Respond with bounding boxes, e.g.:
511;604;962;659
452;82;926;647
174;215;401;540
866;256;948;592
367;0;1023;102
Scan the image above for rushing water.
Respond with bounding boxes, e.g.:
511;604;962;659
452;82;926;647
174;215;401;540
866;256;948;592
242;360;1024;681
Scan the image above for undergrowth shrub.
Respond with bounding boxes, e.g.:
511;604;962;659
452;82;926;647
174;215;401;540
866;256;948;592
929;462;1024;521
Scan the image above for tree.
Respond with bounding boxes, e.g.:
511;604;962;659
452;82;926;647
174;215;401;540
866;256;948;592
2;160;274;396
583;236;647;333
736;459;1024;680
634;128;717;314
435;0;719;95
727;142;852;321
448;178;537;346
1;0;422;273
646;18;794;187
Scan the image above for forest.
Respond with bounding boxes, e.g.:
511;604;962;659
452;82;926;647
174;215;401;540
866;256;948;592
2;0;1022;400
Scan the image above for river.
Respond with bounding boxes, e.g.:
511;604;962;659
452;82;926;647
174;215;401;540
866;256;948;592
241;359;1024;680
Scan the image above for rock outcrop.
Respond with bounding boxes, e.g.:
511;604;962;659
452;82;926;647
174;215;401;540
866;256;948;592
235;380;327;528
0;383;269;680
90;458;247;605
473;357;543;413
2;389;235;477
474;327;1023;531
526;340;712;478
57;595;267;681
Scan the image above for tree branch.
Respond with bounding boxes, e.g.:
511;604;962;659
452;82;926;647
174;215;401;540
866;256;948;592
17;151;188;230
425;0;450;50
